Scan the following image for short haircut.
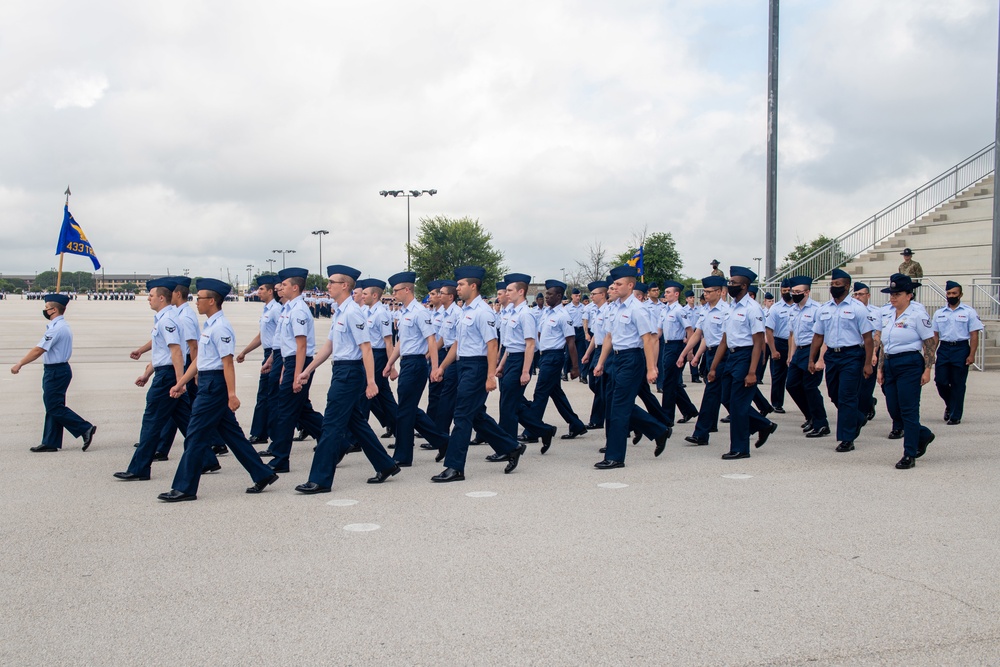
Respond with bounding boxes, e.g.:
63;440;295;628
365;286;384;298
508;281;528;296
337;275;356;291
664;286;681;296
174;285;190;300
152;286;172;300
205;290;224;308
464;278;482;290
440;285;456;298
49;302;66;315
288;277;305;291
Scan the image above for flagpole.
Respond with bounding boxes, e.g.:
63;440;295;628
56;186;70;292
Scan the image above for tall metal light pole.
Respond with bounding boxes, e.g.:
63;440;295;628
992;6;1000;279
311;230;329;277
272;249;296;269
765;0;780;280
246;264;254;293
379;189;437;271
265;258;276;274
753;257;763;280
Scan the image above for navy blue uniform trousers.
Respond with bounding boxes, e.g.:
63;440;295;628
171;371;274;496
127;366;198;478
521;350;585;436
428;347;459;434
769;337;789;408
443;357;518;472
692;347;726;441
362;348;397;432
308;361;396;488
935;340;971;421
785;346;829;429
660;340;698;424
40;363;91;449
603;348;668;463
882;351;933;458
249;348;272;439
824;345;866;442
720;347;772;455
499;352;529;437
588;345;606;427
394;355;449;465
269;355;324;471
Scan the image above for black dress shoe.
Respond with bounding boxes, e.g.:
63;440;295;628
721;451;750;460
946;419;961;426
518;433;539;444
916;432;935;458
82;425;97;451
202;463;222;474
470;436;487;446
801;420;813;431
486;452;510;462
632;430;643;445
772;406;786;414
759;405;774;417
943;411;951;422
292;429;308;442
113;471;149;481
805;426;831;438
755;422;778;448
246;473;279;494
866;409;876;422
153;452;169;462
133;442;140;448
654;427;671;457
30;445;59;452
684;435;709;446
158;489;196;502
887;429;903;440
431;468;465;483
367;464;401;484
380;428;394;439
504;444;527;473
295;482;331;494
257;449;276;458
561;427;587;440
895;456;915;469
709;427;718;433
248;435;269;445
561;374;569;381
720;415;731;424
540;427;557;454
396;462;412;467
434;447;447;463
419;443;437;450
212;444;229;456
594;459;624;469
692;377;702;383
677;413;698;424
347;443;362;454
835;441;855;452
598;446;607;453
585;423;604;430
269;463;290;473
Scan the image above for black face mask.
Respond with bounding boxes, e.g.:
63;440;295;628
791;293;806;304
947;296;960;306
781;292;792;303
42;309;51;320
727;285;744;299
830;285;848;300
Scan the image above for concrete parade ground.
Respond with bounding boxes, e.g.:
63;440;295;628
0;298;997;666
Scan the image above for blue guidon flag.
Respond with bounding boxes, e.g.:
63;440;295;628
56;205;101;270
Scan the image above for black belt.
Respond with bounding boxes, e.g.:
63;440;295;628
401;354;426;359
939;340;969;346
198;370;224;377
153;365;175;371
333;359;363;366
664;339;685;345
613;347;643;356
706;345;718;352
728;345;752;353
44;362;69;367
886;350;922;359
827;344;863;353
797;344;811;350
540;349;564;356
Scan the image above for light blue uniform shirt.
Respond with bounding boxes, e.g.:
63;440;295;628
437;303;461;349
609;295;653;351
565;302;585;328
590;302;610;343
196;311;236;371
498;303;513;346
696;300;730;348
270;301;288;351
502;301;536;353
432;305;446;336
175;303;200;357
37;316;74;364
150;308;182;367
259;299;281;350
932;303;984;342
278;295;316;358
457;295;499;358
724;293;766;348
329;298;368;361
537;304;575;352
765;299;794;339
397;299;436;356
366;302;393;350
813;295;874;347
790;299;822;347
659;301;690;342
881;304;934;354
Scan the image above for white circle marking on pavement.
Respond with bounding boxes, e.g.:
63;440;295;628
466;491;497;498
343;523;380;532
326;499;359;507
597;482;629;489
722;473;753;480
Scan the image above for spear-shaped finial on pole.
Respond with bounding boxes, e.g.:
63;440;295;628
64;185;71;206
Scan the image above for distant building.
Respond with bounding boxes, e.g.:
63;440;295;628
94;273;157;292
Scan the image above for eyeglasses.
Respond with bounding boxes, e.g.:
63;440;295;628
328;280;345;285
392;286;407;294
196;295;214;300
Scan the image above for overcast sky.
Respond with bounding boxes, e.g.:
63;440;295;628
1;0;997;284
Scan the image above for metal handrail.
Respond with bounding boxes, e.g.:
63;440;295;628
770;143;995;283
969;280;1000;371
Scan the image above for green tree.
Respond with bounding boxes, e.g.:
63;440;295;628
778;234;849;276
613;231;683;286
409;215;507;295
305;274;326;291
34;270;58;290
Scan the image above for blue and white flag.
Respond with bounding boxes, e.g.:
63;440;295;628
55;205;101;270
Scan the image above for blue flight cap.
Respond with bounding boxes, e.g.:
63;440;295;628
278;268;308;281
830;268;851;281
421;295;429;304
358;278;386;291
571;287;581;294
945;280;962;291
43;293;70;306
587;280;608;291
662;280;684;291
454;265;486;281
426;279;444;291
789;276;813;288
173;276;192;289
646;282;658;290
634;282;649;294
327;264;361;281
684;289;695;297
545;279;567;291
764;292;774;300
146;278;170;291
198;278;231;298
608;265;639;280
748;284;759;295
702;276;726;288
504;273;531;284
388;271;417;287
780;278;791;289
255;275;278;288
853;282;869;293
730;266;757;282
439;280;458;289
496;281;508;291
881;273;921;293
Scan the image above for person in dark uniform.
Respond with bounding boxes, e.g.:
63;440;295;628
565;287;588;384
765;278;794;413
428;280;462;437
785;276;831;438
157;279;279;501
490;273;537;463
358;278;399;437
580;280;610;429
679;276;728;447
877;274;936;469
682;289;703;383
430;266;526;482
747;284;774;418
11;293;96;452
657;280;699;425
808;268;875;453
235;275;281;445
294;266;400;494
932;280;983;425
629;281;673;435
852;282;881;424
